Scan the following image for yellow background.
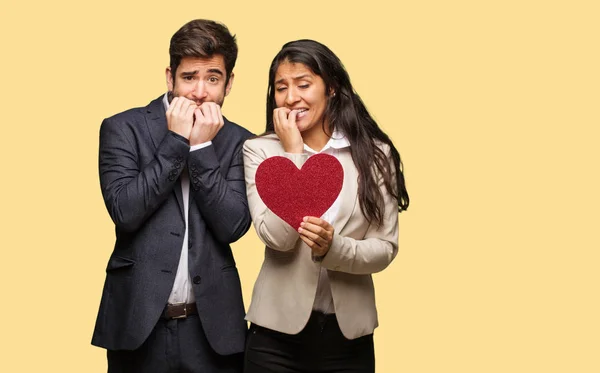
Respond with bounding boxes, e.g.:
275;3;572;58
1;0;598;372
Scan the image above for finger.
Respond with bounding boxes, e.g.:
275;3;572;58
301;236;328;256
215;104;224;127
207;103;221;126
166;96;175;116
298;226;327;247
300;221;327;238
169;97;187;124
273;108;286;133
299;235;321;251
198;102;211;118
275;108;290;121
177;97;194;118
302;217;334;243
300;223;331;246
194;107;206;124
303;216;331;228
180;98;194;113
272;109;279;126
167;96;181;116
272;109;280;130
288;109;298;127
200;102;219;125
278;107;291;115
185;102;197;119
277;108;289;127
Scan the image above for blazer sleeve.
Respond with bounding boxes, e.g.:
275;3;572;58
243;139;306;251
99;117;189;232
320;147;399;275
187;136;252;244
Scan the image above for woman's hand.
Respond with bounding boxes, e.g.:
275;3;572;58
273;108;303;153
298;216;334;257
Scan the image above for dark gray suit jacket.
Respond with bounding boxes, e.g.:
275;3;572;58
92;95;253;355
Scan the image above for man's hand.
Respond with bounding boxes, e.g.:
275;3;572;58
298;216;335;257
166;96;196;140
190;102;225;146
273;108;303;153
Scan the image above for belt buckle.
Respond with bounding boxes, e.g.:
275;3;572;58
172;303;188;319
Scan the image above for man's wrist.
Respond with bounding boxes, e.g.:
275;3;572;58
169;130;190;145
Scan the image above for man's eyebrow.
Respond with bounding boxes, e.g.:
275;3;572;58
207;68;224;76
274;74;311;85
180;70;199;77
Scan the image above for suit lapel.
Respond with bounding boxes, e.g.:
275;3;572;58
145;95;185;220
333;150;358;235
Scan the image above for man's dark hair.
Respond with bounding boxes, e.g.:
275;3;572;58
169;19;238;84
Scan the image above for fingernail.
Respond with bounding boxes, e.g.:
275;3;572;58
298;228;303;233
303;217;308;222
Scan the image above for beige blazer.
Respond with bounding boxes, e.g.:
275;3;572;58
243;134;399;339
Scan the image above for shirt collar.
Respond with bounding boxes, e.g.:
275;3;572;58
162;92;169;111
304;130;350;154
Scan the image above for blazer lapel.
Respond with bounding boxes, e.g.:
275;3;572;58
145;95;185;221
333;150;358;234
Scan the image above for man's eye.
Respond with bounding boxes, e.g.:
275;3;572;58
183;76;194;81
209;76;219;83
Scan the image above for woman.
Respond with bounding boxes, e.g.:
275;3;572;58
243;39;409;373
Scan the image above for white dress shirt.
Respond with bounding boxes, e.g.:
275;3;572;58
162;93;212;305
299;131;351;314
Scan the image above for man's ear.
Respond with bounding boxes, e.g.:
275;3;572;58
166;67;174;92
225;72;235;97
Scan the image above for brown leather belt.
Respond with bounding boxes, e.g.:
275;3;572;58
162;303;198;319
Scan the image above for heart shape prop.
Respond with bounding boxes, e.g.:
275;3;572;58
255;153;344;229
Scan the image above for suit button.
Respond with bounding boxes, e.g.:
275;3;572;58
193;276;201;284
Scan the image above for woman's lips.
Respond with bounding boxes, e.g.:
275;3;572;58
296;109;308;119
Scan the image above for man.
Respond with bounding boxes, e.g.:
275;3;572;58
92;19;253;372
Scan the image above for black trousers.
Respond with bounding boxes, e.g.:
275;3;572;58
107;314;243;373
244;312;375;373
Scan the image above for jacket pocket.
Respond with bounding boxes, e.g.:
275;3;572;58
221;264;238;272
106;255;136;272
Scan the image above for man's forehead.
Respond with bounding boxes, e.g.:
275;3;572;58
178;55;226;74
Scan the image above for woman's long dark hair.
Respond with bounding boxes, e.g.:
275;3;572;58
266;40;409;225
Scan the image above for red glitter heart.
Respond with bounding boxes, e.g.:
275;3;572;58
255;153;344;229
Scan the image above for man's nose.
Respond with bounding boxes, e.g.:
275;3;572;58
192;81;208;99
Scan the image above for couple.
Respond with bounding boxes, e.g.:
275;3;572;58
92;19;409;373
